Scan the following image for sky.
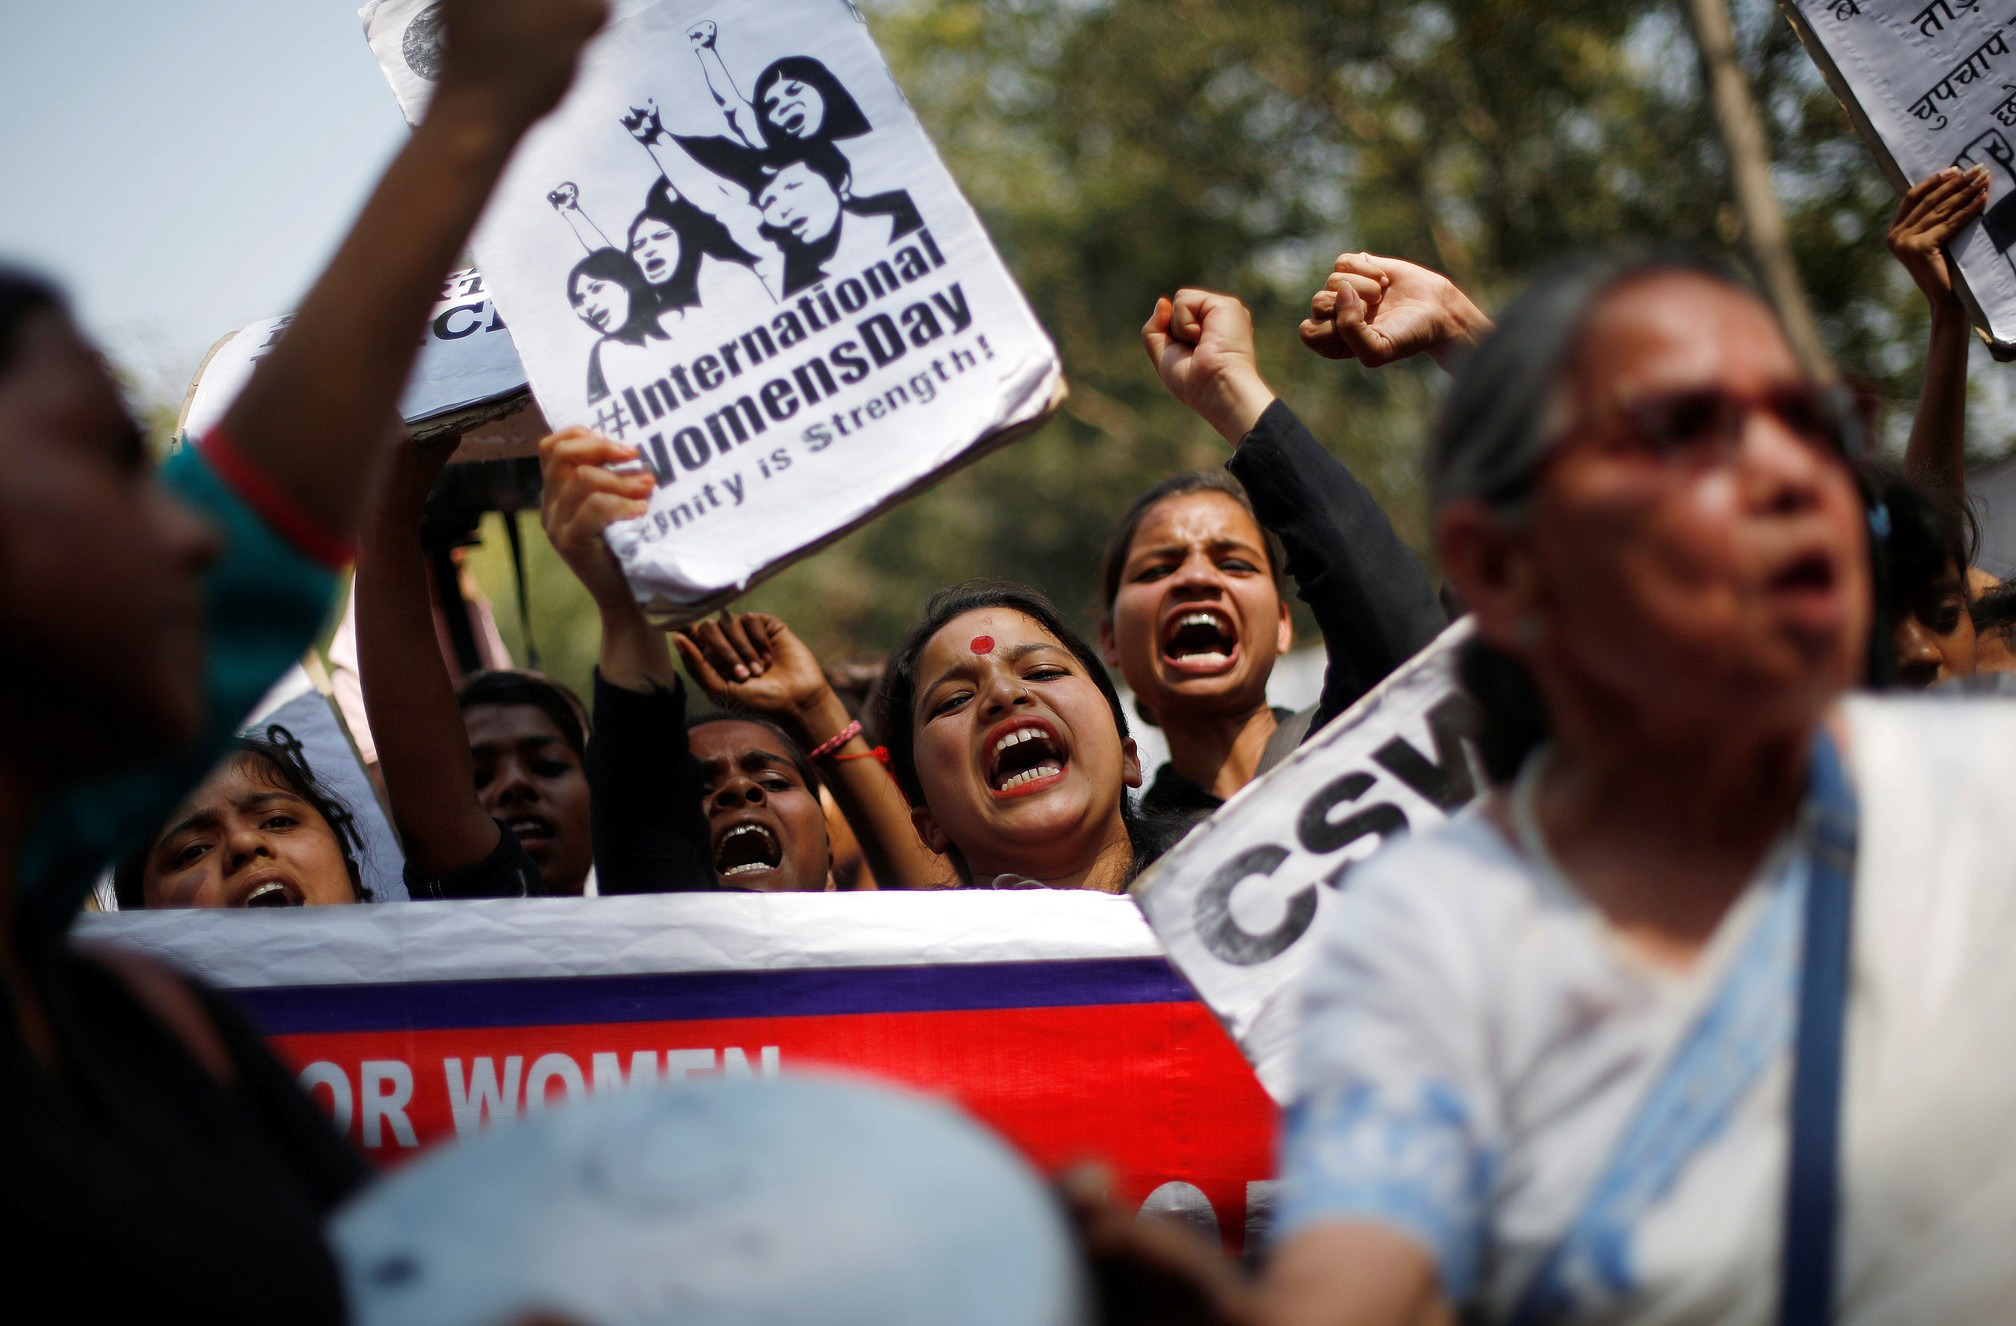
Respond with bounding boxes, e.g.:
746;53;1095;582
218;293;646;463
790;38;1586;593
0;2;411;405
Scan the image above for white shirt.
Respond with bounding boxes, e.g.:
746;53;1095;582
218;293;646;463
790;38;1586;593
1278;696;2016;1324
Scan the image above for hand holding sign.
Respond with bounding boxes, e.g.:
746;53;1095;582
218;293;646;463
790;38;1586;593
1890;165;1992;307
1141;289;1278;445
1298;252;1492;370
538;427;656;615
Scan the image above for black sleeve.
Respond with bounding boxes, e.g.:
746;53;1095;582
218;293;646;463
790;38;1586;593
404;819;539;900
586;670;716;894
1226;399;1447;736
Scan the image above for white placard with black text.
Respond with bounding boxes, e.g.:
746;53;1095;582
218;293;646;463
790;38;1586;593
1788;0;2016;347
361;0;1063;611
1132;622;1480;1102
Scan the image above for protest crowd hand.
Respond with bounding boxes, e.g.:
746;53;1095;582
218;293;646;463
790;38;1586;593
539;427;654;616
429;0;608;132
1142;289;1279;446
1889;164;1990;310
675;613;834;726
1299;252;1492;371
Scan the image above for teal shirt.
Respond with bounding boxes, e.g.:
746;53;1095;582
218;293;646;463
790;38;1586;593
18;443;340;930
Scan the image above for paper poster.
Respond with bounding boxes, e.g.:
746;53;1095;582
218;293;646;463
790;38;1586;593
360;0;1064;612
82;890;1277;1254
1786;0;2016;349
178;268;531;445
1131;623;1480;1102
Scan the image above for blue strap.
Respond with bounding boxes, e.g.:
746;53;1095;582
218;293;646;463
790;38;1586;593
1780;732;1856;1326
1510;732;1855;1324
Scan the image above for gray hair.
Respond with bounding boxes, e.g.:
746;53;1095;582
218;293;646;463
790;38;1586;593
1427;248;1753;517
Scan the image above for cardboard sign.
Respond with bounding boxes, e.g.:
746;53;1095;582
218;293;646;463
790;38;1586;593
79;891;1278;1254
1786;0;2016;352
178;268;533;447
361;0;1064;612
1132;622;1480;1102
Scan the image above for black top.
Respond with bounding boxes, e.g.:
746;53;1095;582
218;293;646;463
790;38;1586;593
404;818;542;900
5;935;366;1322
1139;400;1446;823
585;670;715;894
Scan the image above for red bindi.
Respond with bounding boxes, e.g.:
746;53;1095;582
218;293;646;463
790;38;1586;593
969;635;995;655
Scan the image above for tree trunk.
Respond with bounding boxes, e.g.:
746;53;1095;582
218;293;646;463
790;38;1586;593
1687;0;1835;381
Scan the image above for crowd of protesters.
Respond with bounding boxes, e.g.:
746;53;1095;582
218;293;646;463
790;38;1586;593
13;0;2016;1320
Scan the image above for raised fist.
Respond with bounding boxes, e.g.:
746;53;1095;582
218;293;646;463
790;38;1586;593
547;181;581;211
621;98;665;143
687;20;718;48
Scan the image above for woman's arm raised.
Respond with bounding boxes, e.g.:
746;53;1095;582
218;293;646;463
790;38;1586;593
1892;166;1990;499
220;0;605;540
676;614;952;889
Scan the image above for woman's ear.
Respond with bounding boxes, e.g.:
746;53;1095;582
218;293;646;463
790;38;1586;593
1121;737;1143;790
1097;615;1121;669
909;803;950;856
1274;598;1293;656
1436;500;1540;654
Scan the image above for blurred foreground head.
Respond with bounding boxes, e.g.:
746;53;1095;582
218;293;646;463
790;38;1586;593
1430;252;1871;779
334;1073;1087;1326
0;270;219;782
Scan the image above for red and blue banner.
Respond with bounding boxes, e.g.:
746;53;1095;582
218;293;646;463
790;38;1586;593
83;891;1279;1252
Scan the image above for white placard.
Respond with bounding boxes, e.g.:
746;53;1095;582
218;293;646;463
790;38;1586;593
178;268;531;444
1787;0;2016;349
361;0;1063;612
1131;622;1480;1101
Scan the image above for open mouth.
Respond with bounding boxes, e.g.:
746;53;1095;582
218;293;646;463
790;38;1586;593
986;722;1068;797
781;108;806;135
505;814;557;856
588;308;613;331
240;878;303;909
1161;608;1239;674
1769;552;1837;597
642;256;667;279
714;822;783;879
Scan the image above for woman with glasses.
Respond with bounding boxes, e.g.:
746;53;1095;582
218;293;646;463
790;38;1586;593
1252;250;2016;1324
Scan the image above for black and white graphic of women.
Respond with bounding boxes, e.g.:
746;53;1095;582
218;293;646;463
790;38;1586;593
555;20;921;401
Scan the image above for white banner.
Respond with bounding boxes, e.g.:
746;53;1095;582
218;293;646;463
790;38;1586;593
1787;0;2016;349
178;268;531;445
1132;622;1480;1102
361;0;1063;612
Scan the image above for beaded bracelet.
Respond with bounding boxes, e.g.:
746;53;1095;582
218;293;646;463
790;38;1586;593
805;718;862;761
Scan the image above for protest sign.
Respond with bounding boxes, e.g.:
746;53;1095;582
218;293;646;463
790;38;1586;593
360;0;1065;613
1785;0;2016;351
1132;622;1479;1103
81;891;1278;1253
179;268;534;448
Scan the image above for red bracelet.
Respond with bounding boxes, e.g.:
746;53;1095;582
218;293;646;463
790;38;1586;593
805;719;862;761
832;744;891;766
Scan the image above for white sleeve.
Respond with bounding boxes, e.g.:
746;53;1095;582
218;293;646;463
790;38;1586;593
1274;830;1503;1300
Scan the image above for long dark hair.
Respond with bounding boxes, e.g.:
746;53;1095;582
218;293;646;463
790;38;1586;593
113;731;367;908
566;248;660;345
629;179;750;314
753;56;870;150
877;580;1176;881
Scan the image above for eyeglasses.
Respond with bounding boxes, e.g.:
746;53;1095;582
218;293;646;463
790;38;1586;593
1574;383;1862;467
